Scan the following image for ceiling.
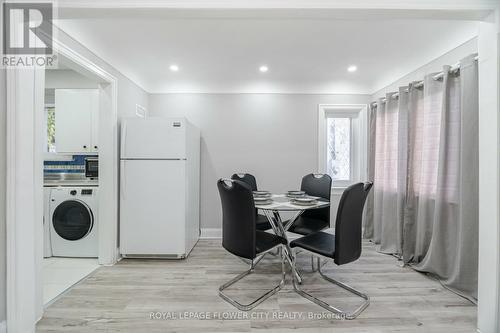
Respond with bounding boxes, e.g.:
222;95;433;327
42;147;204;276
54;11;479;94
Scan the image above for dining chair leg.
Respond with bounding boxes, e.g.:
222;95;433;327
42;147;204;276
239;251;270;266
292;256;370;320
293;251;317;273
238;257;252;265
310;256;328;271
219;247;286;311
268;248;280;257
252;252;266;267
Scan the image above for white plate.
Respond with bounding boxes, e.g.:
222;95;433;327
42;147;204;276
286;191;305;198
287;190;305;195
253;190;270;195
253;191;271;198
254;198;273;205
290;198;318;206
294;196;315;202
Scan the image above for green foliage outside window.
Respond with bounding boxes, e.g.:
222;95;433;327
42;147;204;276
46;107;56;152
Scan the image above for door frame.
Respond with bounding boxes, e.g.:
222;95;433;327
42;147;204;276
56;42;121;267
477;9;500;333
50;38;120;267
6;36;119;331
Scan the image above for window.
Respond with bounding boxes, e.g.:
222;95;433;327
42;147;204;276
318;104;367;188
46;106;56;153
327;117;351;181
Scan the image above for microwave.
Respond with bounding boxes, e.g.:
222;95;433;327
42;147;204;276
85;157;99;178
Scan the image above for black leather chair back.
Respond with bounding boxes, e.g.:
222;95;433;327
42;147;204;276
334;182;373;265
300;174;332;222
217;179;256;260
231;173;258;191
231;173;260;219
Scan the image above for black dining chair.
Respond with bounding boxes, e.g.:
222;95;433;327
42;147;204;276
289;182;373;319
288;173;332;235
287;173;332;270
231;173;272;231
217;178;286;311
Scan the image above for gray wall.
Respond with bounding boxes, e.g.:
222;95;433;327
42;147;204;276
371;37;478;99
148;93;370;230
0;67;6;324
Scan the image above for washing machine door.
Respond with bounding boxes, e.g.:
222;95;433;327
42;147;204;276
52;200;94;241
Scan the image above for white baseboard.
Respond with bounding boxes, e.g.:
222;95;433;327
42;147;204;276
200;228;222;239
0;320;6;333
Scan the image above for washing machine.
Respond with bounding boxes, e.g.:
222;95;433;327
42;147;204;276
49;187;98;257
43;187;53;258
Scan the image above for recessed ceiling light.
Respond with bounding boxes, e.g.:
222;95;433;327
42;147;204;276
169;64;179;72
347;65;357;72
259;65;269;73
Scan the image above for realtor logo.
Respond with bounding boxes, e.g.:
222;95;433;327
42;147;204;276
3;2;53;55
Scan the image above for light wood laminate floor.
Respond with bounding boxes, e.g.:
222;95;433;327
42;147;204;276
43;258;99;305
37;240;477;332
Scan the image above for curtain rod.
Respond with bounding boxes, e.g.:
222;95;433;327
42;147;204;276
370;55;478;108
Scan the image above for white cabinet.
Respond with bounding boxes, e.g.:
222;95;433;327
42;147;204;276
55;89;99;154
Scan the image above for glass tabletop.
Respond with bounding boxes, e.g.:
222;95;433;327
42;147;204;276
254;194;330;211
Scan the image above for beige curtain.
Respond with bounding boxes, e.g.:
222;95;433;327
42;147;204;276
363;106;376;239
365;54;479;300
370;92;406;254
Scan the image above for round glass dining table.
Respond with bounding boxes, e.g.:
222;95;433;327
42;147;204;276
254;194;330;283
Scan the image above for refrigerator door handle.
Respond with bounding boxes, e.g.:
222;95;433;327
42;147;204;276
120;122;127;157
120;162;126;199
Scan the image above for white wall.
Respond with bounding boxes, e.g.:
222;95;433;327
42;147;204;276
0;66;6;326
0;1;5;324
371;37;478;99
477;9;500;333
45;69;99;105
148;93;370;231
45;69;98;89
54;30;149;120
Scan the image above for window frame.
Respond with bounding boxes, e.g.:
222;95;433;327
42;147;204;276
318;104;368;190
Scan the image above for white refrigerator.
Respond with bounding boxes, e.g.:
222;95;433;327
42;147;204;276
120;117;200;258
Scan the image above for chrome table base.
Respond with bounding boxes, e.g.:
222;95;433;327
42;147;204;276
263;209;303;284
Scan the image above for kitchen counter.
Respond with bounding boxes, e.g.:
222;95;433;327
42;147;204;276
43;173;99;187
43;179;99;187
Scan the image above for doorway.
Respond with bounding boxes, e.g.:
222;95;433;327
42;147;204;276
42;57;103;305
5;36;119;331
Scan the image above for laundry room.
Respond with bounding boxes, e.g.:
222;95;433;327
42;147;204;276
42;57;101;305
